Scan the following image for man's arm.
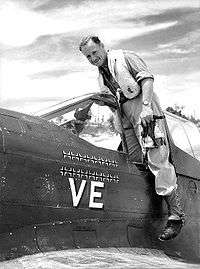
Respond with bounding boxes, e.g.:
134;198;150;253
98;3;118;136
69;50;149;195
124;51;154;127
140;78;154;128
141;78;153;104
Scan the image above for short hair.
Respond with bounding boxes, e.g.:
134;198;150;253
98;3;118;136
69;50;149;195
79;35;101;51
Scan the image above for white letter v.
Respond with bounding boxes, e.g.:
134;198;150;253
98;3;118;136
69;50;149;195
69;178;86;207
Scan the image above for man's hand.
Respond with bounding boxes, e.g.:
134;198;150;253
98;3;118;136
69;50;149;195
74;102;93;121
91;93;117;109
140;106;153;128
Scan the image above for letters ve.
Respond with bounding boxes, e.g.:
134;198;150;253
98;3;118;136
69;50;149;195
68;178;104;208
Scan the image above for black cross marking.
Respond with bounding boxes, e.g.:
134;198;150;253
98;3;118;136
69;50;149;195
106;174;114;182
93;171;99;180
112;160;118;167
62;150;68;159
102;173;107;180
76;169;87;179
96;172;105;181
76;169;80;178
81;169;88;179
75;153;83;161
116;175;119;182
84;170;90;179
60;166;68;176
107;159;114;166
93;156;99;164
100;158;106;165
72;168;77;177
88;170;95;180
68;151;74;160
84;155;91;162
63;150;74;160
66;167;73;177
104;159;110;166
90;156;96;163
97;158;103;165
62;150;118;167
79;154;85;161
60;166;119;183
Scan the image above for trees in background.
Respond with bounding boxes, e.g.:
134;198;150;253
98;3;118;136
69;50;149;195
166;105;200;128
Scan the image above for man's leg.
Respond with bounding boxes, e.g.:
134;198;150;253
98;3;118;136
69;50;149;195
122;118;143;162
158;190;185;241
147;145;185;241
121;98;143;162
122;97;184;240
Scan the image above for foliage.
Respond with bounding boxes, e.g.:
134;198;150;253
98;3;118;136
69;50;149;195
166;105;200;127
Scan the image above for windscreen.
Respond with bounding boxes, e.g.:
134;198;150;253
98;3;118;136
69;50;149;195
166;112;200;161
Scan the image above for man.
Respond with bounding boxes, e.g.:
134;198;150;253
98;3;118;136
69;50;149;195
79;35;184;241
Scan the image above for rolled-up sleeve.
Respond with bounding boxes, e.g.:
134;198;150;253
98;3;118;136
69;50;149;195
123;50;154;83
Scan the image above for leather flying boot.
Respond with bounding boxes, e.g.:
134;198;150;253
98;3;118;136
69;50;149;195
158;188;185;241
158;219;183;241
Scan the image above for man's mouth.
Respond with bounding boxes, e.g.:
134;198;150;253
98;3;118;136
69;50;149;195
93;59;100;65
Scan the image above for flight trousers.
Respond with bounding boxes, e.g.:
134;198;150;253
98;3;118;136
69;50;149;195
120;92;184;220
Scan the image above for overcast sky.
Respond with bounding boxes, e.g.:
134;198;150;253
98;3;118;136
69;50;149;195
0;0;199;116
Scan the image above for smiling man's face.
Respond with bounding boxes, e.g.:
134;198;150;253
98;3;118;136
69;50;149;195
81;40;107;67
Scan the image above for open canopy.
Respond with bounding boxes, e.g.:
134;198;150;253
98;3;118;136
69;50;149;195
35;92;200;162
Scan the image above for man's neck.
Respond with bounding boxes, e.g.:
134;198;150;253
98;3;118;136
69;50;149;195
100;55;108;70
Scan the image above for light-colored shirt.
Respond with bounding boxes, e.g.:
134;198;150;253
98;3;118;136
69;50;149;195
123;50;154;84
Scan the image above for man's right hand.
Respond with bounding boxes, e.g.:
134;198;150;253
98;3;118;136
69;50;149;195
140;106;154;128
91;93;117;109
74;102;93;121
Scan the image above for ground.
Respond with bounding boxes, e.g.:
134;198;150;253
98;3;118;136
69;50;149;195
0;248;199;269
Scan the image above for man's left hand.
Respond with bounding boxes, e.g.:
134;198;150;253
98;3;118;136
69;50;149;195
140;106;153;128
